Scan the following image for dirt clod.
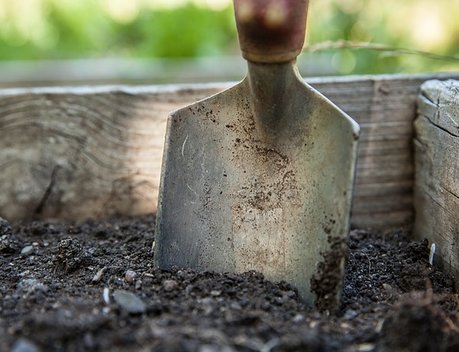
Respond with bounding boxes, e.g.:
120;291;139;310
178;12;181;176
380;292;459;352
0;217;12;235
54;238;88;273
310;235;347;313
0;217;20;255
163;279;178;291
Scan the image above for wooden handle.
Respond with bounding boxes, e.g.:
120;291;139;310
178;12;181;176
234;0;309;63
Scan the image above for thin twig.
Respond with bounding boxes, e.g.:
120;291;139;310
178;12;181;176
304;40;459;62
34;165;60;215
364;253;372;275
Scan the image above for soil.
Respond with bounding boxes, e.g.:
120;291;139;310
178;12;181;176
0;215;458;352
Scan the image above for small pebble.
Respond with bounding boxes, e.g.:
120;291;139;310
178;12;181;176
185;284;194;295
356;343;376;352
83;332;95;349
292;313;305;323
230;302;242;310
162;279;178;291
198;344;227;352
113;289;146;314
210;290;221;297
20;245;34;256
11;338;40;352
92;267;106;283
17;278;48;294
125;270;137;284
344;309;358;320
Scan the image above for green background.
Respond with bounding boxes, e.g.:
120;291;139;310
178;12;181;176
0;0;458;78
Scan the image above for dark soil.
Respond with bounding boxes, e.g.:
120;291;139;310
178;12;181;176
0;215;458;352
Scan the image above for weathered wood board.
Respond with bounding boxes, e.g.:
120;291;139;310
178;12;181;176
414;79;459;283
1;73;458;229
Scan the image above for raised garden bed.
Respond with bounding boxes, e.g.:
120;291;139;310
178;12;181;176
0;73;458;351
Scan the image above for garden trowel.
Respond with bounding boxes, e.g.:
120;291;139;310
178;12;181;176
155;0;359;310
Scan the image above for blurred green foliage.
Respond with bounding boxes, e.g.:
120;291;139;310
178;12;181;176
130;5;236;57
305;0;459;74
0;1;237;60
0;0;458;75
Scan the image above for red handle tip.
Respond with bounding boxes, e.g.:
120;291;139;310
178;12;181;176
234;0;309;63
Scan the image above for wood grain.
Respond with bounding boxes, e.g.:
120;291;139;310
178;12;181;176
414;79;459;284
1;73;459;229
310;73;459;228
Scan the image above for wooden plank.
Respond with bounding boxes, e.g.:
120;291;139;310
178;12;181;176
0;56;336;87
311;74;457;229
351;210;414;231
354;180;412;198
414;79;459;287
357;139;411;157
1;73;459;229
